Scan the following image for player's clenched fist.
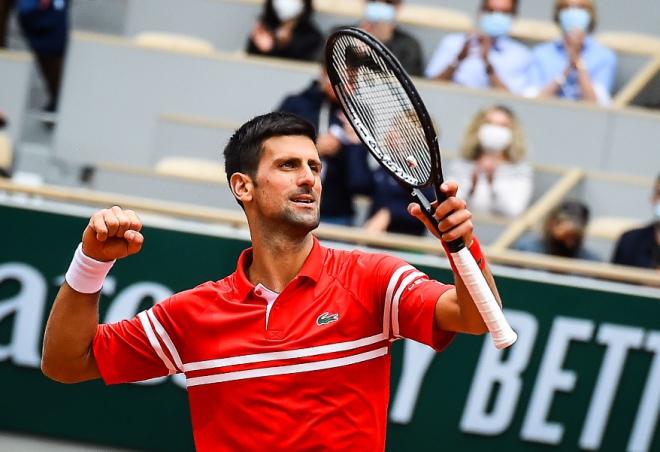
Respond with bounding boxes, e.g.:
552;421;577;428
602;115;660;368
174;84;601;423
81;206;144;262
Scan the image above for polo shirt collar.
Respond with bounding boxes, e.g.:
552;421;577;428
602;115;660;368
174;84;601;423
233;236;326;299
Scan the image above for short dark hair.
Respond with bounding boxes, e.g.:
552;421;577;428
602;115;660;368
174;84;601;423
480;0;519;14
549;200;590;228
223;112;317;185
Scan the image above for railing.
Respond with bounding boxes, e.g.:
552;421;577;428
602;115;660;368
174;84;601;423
1;178;657;287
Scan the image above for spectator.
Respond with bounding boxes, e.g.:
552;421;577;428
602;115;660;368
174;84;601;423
425;0;531;94
17;0;70;119
277;69;373;225
246;0;323;62
364;166;434;236
363;111;434;236
611;175;660;269
449;105;532;218
358;0;424;76
515;200;600;260
525;0;616;105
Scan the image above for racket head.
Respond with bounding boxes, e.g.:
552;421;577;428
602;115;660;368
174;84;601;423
325;27;445;196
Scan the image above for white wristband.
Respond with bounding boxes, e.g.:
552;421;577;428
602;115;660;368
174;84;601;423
64;243;115;294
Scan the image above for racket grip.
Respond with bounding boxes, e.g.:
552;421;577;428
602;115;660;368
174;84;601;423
451;247;517;349
411;189;465;252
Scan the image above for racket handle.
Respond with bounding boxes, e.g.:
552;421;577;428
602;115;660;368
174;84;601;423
410;189;516;348
451;247;517;349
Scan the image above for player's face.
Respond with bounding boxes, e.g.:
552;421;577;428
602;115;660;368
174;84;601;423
252;135;323;232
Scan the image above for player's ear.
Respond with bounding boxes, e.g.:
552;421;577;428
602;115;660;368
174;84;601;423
229;172;254;204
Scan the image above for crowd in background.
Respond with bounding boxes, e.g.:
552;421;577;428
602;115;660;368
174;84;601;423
250;0;657;268
249;0;617;105
0;0;657;270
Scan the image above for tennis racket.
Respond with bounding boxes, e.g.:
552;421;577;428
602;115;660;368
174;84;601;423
325;27;516;349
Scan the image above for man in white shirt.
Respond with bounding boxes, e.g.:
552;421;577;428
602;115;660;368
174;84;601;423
424;0;531;95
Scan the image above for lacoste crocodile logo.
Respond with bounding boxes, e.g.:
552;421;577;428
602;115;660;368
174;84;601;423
316;312;339;326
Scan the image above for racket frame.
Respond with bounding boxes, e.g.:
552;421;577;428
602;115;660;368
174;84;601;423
325;27;517;349
325;27;463;252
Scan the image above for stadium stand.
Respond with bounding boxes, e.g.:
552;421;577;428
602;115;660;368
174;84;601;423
412;0;660;38
0;49;31;144
122;0;657;96
53;32;659;179
151;114;238;165
2;0;658;279
1;1;659;450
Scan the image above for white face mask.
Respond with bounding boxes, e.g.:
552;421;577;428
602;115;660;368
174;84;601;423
654;202;660;221
364;2;396;23
273;0;304;22
477;123;513;153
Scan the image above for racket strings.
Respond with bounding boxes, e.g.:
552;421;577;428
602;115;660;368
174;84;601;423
331;35;432;185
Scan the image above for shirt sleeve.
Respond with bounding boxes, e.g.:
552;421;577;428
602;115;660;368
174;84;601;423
491;163;533;217
93;298;184;385
499;43;532;95
424;34;464;79
523;46;548;97
372;254;456;352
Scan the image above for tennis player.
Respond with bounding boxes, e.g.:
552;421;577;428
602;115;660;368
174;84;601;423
42;112;502;451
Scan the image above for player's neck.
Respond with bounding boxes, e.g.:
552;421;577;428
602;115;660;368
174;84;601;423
247;233;314;293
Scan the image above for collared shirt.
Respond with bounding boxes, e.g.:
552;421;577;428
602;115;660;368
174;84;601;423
424;33;532;94
526;36;617;105
93;238;454;451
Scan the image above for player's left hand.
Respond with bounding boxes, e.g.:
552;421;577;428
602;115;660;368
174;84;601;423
408;181;473;245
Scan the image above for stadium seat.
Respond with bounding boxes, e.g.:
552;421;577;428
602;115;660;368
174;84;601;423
596;31;660;56
586;216;644;241
134;32;215;55
154;157;226;184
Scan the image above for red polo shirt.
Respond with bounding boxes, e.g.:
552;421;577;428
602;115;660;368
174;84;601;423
93;238;454;451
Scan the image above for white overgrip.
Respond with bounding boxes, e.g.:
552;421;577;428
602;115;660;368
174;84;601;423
451;247;517;349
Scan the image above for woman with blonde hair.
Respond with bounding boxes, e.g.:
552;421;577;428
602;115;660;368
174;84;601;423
449;105;533;217
525;0;616;105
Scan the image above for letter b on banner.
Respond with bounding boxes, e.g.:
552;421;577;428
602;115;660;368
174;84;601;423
460;310;538;435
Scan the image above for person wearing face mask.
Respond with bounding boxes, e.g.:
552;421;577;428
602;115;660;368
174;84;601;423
357;0;423;76
525;0;616;105
515;200;600;260
424;0;531;94
611;175;660;269
246;0;323;62
448;105;533;218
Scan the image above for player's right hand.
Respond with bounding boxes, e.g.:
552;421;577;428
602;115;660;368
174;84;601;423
81;206;144;262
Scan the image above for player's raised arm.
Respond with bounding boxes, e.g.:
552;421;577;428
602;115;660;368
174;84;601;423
408;181;502;335
41;206;144;383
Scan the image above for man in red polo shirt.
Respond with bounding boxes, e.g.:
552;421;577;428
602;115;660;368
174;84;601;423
42;112;502;451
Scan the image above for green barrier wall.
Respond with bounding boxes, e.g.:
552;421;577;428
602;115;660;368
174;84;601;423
1;203;659;451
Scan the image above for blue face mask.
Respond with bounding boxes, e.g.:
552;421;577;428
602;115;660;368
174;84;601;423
479;12;513;38
364;2;396;23
559;7;591;33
